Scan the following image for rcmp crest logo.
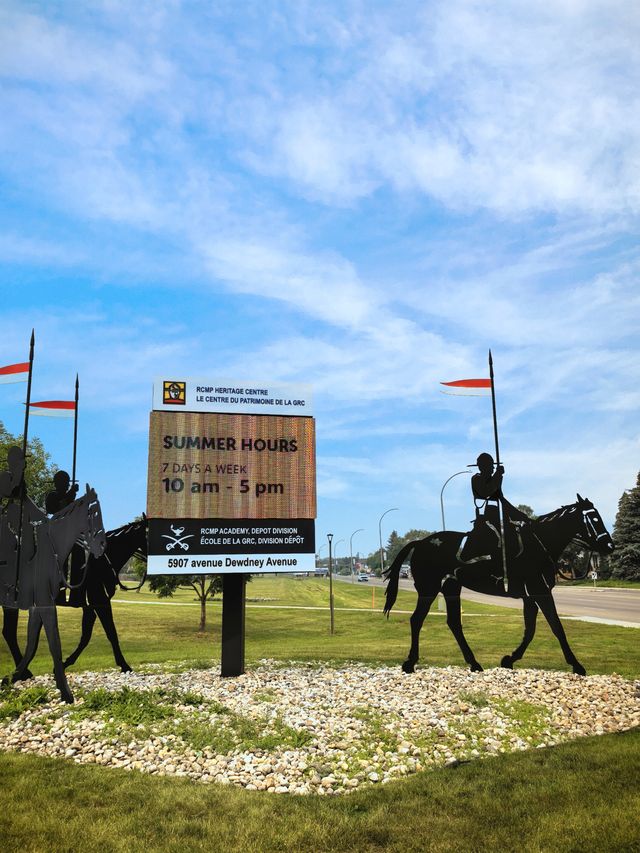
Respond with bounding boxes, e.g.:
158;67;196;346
162;523;194;552
163;380;186;405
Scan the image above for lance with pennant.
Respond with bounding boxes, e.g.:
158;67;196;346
71;374;79;487
15;329;35;600
488;350;509;591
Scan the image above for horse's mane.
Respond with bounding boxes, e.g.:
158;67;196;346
103;518;147;568
107;518;145;540
536;502;582;524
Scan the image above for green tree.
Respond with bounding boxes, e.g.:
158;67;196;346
123;515;147;591
386;530;403;565
0;420;58;507
366;549;382;573
609;473;640;581
557;539;609;580
389;529;431;562
403;528;431;543
516;504;537;519
366;528;431;575
148;574;224;632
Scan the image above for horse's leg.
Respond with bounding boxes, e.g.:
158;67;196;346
402;594;437;673
501;597;538;669
2;607;33;678
63;606;97;669
11;608;43;682
41;606;74;703
95;604;132;673
442;577;483;672
534;593;586;676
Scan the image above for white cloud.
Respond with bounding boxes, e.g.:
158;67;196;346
198;237;376;331
0;232;85;266
3;2;640;219
244;2;640;214
0;5;172;96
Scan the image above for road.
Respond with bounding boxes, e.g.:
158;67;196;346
340;576;640;627
460;585;640;627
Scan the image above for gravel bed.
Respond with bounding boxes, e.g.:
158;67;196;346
1;662;638;795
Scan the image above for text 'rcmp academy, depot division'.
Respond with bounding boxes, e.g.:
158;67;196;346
146;377;316;574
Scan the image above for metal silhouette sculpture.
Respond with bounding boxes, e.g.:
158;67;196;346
0;337;104;701
63;517;147;673
384;494;614;675
0;446;45;676
46;469;84;606
45;469;79;513
458;452;530;567
7;481;106;703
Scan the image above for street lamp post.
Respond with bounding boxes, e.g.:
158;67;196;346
350;528;364;583
440;470;472;530
333;538;345;578
316;543;327;568
378;507;398;576
327;534;335;635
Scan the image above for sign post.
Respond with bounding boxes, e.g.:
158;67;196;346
221;573;246;676
146;377;317;676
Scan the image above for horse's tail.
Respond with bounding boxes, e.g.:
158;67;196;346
383;541;416;617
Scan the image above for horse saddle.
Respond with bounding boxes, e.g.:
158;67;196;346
458;518;501;564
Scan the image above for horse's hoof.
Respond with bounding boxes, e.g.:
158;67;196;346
120;665;133;674
572;664;586;676
500;656;514;669
470;662;484;673
401;660;416;674
12;671;29;683
57;684;74;703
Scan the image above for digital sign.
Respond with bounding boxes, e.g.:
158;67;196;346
146;379;316;574
147;411;316;519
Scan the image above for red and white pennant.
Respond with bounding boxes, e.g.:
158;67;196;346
0;362;30;384
29;400;76;418
440;378;492;397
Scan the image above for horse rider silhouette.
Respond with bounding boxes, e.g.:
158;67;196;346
0;446;45;603
45;470;79;514
458;453;530;586
46;470;83;606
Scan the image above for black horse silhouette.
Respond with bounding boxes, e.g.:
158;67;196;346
63;517;147;673
383;496;614;676
8;486;106;703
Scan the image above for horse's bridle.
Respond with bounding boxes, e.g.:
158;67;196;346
104;547;148;592
577;507;610;549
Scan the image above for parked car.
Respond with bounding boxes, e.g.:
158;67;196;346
357;572;369;582
399;564;411;579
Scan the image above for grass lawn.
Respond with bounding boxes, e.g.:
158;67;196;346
1;575;639;852
5;575;636;679
558;578;640;589
1;730;639;853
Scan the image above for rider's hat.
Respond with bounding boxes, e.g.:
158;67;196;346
476;452;494;468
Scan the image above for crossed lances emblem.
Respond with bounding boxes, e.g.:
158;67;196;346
162;524;194;552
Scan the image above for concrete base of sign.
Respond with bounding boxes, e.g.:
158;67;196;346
221;573;245;677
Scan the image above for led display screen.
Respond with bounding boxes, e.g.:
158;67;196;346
147;411;316;520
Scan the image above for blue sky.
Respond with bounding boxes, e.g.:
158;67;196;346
1;1;639;558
